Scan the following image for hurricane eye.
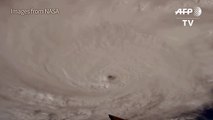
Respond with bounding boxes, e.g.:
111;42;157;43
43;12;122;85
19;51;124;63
107;75;116;81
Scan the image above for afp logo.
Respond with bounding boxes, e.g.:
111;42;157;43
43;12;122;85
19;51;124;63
175;7;202;17
175;7;202;27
